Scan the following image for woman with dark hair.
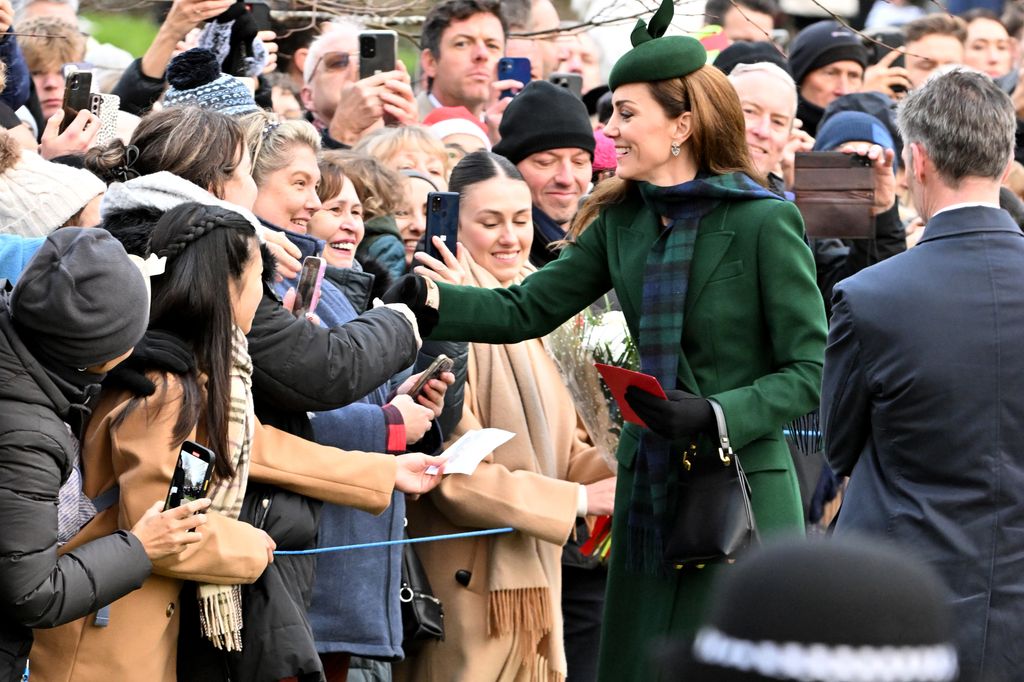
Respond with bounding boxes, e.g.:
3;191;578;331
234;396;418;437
395;150;615;682
391;2;828;679
29;203;445;682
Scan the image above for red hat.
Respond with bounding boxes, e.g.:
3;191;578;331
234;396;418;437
422;106;491;150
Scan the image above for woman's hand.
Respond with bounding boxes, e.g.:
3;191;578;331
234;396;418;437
39;110;101;160
839;143;896;215
625;387;715;440
585;477;616;516
398;369;455;417
131;498;211;561
263;230;302;281
389;393;435;444
414;238;467;285
258;528;276;564
861;49;911;100
257;30;278;75
394;453;447;494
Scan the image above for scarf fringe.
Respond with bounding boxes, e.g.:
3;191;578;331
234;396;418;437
198;584;244;652
488;587;552;638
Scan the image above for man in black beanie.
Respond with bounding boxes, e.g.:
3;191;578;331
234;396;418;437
787;20;868;136
493;79;596;266
0;228;209;681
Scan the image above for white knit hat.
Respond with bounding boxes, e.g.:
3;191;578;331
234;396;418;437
0;136;106;237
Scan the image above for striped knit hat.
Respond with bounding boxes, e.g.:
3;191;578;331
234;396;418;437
164;48;260;116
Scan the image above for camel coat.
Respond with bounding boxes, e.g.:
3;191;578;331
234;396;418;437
395;335;614;682
29;374;398;682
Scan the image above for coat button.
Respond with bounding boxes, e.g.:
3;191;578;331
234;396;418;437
166;603;175;617
455;569;471;586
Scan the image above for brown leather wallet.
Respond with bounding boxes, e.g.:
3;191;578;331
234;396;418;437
793;152;875;239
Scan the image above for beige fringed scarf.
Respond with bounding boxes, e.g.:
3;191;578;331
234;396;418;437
197;325;254;651
462;257;567;682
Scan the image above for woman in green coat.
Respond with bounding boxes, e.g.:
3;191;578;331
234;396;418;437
386;2;827;679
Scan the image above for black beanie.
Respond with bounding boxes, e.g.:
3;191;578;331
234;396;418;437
714;41;791;76
788;20;869;87
11;228;150;369
493;80;596;165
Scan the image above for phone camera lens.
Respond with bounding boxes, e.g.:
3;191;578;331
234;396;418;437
361;37;376;58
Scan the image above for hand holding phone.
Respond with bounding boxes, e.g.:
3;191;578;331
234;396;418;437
293;256;326;319
164;441;216;512
405;354;455;399
421;192;460;262
359;30;398;80
59;70;93;135
498;57;531;99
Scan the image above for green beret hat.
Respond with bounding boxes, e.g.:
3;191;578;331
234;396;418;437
608;0;707;90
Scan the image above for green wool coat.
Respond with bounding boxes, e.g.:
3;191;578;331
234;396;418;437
430;184;827;681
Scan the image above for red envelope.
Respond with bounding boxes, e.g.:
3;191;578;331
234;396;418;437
595;363;667;428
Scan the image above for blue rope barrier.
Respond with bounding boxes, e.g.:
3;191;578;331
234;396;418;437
274;527;515;555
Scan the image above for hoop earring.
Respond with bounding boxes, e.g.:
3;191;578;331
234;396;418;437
671;143;681;157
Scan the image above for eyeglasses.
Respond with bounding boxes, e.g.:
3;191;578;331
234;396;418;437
309;51;354;80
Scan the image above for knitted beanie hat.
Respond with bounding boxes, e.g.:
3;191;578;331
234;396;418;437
661;537;958;682
814;110;899;170
423;106;492;151
493;80;595;164
714;41;791;76
164;48;260;116
788;20;869;87
0;134;106;237
11;227;150;368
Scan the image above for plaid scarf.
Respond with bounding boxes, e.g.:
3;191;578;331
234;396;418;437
197;325;254;650
628;173;776;574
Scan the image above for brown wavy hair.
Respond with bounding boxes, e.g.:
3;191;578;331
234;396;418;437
569;65;762;239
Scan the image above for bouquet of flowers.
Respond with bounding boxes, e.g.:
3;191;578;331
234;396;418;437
543;296;638;470
543;296;638;564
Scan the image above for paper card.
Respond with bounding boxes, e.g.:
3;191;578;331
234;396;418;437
425;428;516;476
594;363;667;428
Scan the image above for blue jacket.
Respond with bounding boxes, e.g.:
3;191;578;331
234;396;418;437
823;205;1024;682
0;29;30;112
0;235;43;283
272;254;407;660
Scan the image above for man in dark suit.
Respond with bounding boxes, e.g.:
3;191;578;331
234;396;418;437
821;68;1024;682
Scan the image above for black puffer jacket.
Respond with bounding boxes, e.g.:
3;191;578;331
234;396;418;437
0;294;150;682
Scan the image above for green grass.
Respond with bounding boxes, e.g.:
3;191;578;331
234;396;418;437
81;12;159;58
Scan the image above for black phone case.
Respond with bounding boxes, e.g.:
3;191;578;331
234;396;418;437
165;441;215;510
359;31;397;80
60;72;93;134
424;192;460;261
793;152;875;239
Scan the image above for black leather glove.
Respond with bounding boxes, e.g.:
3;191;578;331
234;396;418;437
383;274;439;337
625;386;715;441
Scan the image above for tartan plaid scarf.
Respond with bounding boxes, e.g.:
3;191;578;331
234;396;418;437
628;173;776;574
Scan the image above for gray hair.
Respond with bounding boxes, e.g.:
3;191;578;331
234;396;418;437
728;62;798;122
898;68;1015;187
303;17;364;84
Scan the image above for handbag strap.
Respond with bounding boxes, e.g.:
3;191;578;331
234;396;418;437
708;400;735;465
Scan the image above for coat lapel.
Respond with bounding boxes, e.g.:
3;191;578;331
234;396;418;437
684;206;734;318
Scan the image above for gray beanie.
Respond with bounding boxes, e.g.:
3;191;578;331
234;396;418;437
11;228;150;368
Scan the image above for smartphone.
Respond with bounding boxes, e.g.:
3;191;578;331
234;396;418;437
423;191;460;262
498;57;531;99
548;72;583;99
60;70;93;134
406;354;454;398
293;256;326;318
359;30;398;80
91;92;120;146
164;440;216;512
863;28;905;93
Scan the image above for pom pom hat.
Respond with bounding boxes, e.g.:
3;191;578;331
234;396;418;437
163;48;260;116
608;0;707;90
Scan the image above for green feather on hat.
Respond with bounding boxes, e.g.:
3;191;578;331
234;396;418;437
608;0;707;90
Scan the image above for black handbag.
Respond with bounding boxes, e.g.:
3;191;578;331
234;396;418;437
663;404;759;567
400;541;444;649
